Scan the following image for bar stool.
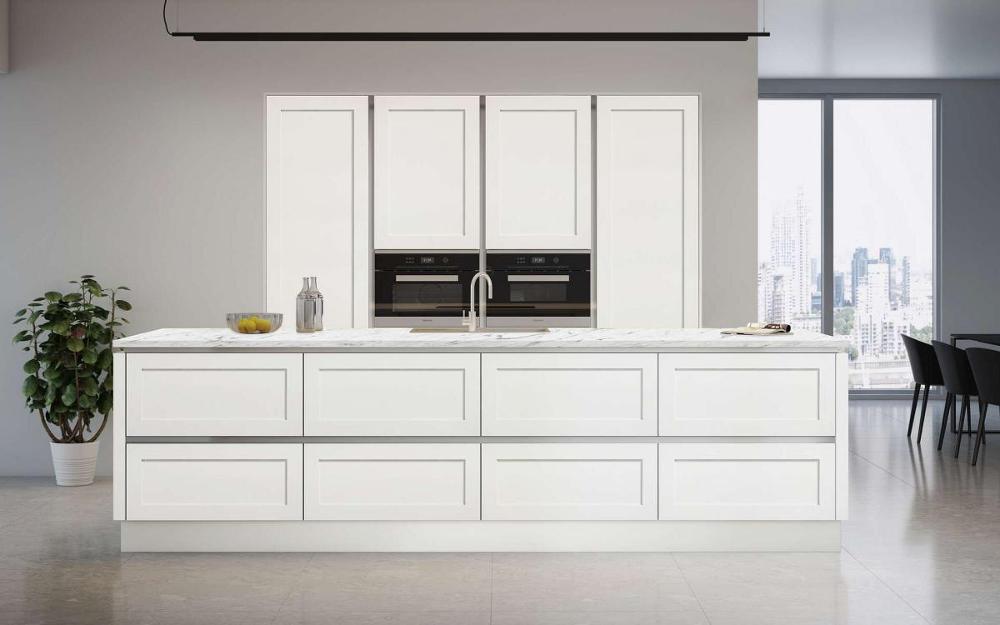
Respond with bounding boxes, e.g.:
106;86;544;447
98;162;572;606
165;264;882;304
931;341;978;456
966;348;1000;465
902;334;944;443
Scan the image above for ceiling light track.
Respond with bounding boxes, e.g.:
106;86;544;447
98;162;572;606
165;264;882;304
162;1;768;43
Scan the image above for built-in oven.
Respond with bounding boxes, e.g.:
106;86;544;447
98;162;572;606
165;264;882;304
486;252;591;327
373;252;479;327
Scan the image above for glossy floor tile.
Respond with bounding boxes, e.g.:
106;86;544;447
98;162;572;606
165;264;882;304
2;399;999;624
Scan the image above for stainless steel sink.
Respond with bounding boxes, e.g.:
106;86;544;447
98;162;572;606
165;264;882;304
409;327;549;333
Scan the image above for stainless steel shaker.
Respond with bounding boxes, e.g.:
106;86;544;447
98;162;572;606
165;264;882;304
296;276;324;332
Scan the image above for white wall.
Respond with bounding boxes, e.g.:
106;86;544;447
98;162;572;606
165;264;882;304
0;0;757;476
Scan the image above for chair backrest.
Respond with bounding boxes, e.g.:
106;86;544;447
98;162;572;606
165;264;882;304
967;348;1000;406
902;334;943;386
932;340;979;396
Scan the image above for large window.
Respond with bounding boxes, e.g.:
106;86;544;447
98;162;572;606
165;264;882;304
758;97;937;390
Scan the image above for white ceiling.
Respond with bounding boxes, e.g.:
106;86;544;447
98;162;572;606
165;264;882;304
759;0;1000;78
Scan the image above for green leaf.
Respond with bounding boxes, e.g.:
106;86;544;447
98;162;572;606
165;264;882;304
15;308;27;317
80;274;95;279
61;384;77;407
43;367;61;381
81;377;99;396
23;359;39;374
117;286;131;291
45;383;58;405
12;330;31;343
98;349;113;370
115;300;132;311
98;393;113;415
23;376;38;397
78;393;94;409
82;349;98;365
62;293;83;302
44;291;62;302
66;337;84;352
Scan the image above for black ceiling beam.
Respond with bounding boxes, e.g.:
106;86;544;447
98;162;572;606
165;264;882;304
171;31;770;43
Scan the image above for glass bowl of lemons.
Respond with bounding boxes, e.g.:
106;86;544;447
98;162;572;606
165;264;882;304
226;313;282;334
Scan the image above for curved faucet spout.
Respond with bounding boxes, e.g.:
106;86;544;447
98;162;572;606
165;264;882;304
465;271;494;332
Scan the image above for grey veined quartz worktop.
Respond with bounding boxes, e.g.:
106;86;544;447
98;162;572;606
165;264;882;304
114;327;851;353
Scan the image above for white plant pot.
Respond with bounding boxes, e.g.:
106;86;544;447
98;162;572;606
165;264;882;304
50;441;99;487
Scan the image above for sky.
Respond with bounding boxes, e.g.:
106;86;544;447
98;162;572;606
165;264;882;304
758;99;935;275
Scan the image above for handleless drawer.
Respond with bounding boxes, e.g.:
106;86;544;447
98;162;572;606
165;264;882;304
482;443;657;520
658;353;836;436
658;443;835;520
304;353;480;436
482;353;657;436
126;443;303;521
125;353;303;436
305;443;480;520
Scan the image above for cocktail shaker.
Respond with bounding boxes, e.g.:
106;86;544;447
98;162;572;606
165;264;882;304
296;276;324;332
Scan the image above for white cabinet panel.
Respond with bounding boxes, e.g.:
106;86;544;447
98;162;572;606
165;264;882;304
304;353;480;436
305;444;480;520
659;443;835;520
482;443;657;520
658;353;835;436
596;95;699;328
266;95;369;329
486;96;591;250
482;353;656;436
375;96;480;250
126;353;303;436
126;444;303;521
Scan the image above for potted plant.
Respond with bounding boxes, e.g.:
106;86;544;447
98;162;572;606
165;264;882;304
12;276;130;486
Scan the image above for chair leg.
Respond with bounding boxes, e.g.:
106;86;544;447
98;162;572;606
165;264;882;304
937;393;954;451
907;384;922;437
916;385;931;443
972;403;989;466
955;397;970;458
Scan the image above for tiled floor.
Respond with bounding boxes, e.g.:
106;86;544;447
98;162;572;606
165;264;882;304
2;399;1000;624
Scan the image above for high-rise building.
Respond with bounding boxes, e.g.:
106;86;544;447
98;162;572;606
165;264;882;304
766;190;813;319
901;256;912;306
879;247;895;304
851;247;869;306
833;272;845;308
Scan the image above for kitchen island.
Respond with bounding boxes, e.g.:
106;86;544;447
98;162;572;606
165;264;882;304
113;328;849;552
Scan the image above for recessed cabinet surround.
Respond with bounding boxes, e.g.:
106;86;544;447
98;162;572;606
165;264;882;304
486;96;592;250
374;96;480;250
126;353;303;436
114;329;849;552
482;352;657;436
304;352;480;436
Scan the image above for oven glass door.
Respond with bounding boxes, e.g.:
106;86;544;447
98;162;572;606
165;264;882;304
376;274;470;317
492;273;590;317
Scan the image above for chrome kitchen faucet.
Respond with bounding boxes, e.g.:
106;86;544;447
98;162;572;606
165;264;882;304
463;271;493;332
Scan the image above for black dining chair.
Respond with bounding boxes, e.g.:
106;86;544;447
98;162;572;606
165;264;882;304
932;341;978;455
903;334;945;443
966;348;1000;465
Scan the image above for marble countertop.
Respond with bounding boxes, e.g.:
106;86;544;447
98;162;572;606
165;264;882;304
114;327;851;352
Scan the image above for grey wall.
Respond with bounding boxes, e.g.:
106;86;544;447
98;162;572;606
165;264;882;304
760;79;1000;349
0;0;759;476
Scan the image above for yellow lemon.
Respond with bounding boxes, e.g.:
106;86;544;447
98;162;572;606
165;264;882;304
244;318;258;333
256;319;272;333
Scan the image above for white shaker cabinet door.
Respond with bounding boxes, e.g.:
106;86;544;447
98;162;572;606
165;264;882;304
482;443;657;520
304;443;480;520
375;96;480;250
266;95;369;328
304;353;480;436
658;443;835;521
126;443;303;521
126;353;303;437
486;96;591;250
596;95;699;328
482;353;657;436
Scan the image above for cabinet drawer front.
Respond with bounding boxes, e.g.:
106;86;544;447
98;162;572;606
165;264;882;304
658;443;835;520
126;444;303;521
482;443;657;520
305;444;480;520
305;353;480;435
482;353;657;436
126;353;303;436
658;353;836;436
